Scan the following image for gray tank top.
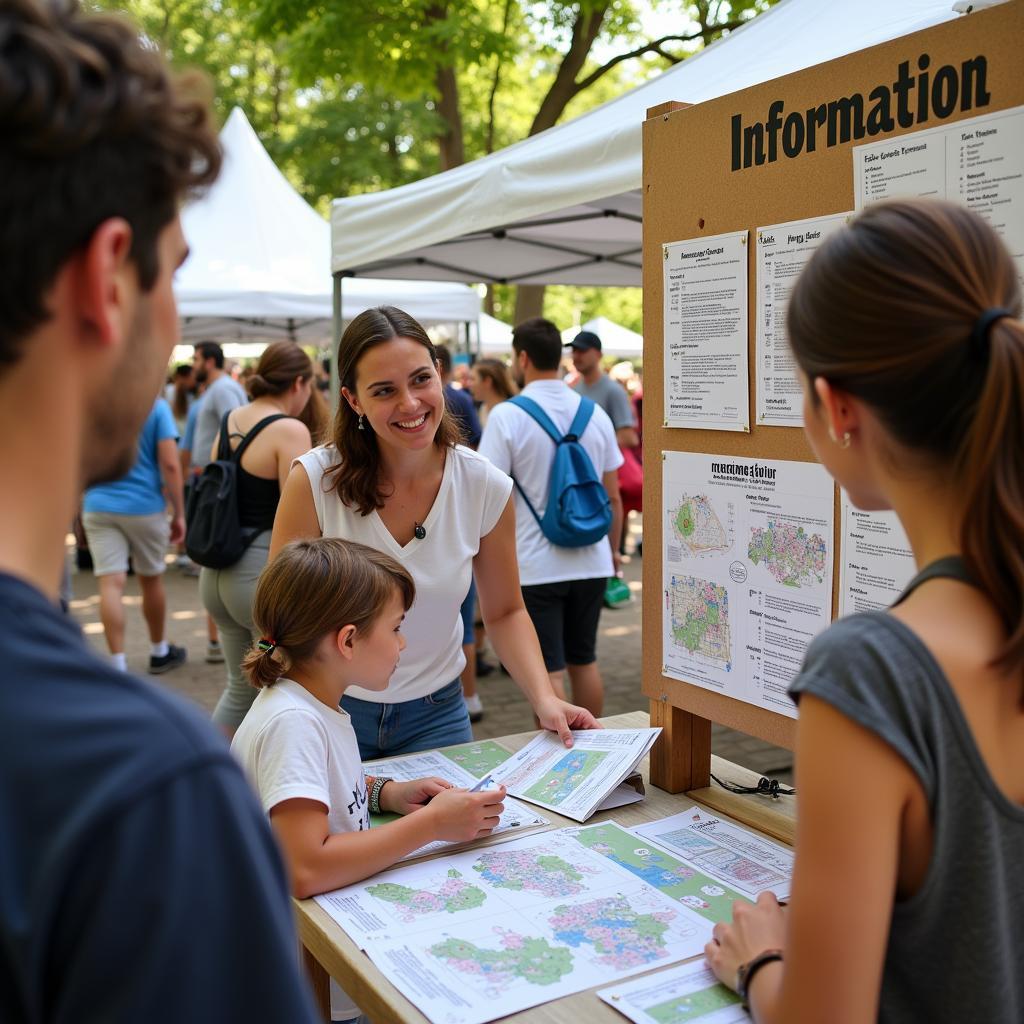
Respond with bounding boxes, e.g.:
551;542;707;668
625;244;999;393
789;557;1024;1023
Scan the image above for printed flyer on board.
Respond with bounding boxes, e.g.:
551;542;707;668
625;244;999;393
662;452;835;717
755;213;851;427
839;492;916;616
662;231;750;431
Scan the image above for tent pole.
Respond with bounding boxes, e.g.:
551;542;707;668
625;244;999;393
330;276;342;413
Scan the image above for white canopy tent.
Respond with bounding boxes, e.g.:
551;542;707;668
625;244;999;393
329;0;959;287
176;108;480;345
562;317;643;359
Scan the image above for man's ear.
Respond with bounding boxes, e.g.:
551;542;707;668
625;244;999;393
74;217;135;349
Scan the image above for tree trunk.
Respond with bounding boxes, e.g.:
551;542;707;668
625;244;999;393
513;285;545;325
435;62;465;170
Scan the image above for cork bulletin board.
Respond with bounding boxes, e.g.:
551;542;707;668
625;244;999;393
641;0;1024;798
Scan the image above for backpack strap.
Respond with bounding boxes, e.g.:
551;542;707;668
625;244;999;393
507;396;562;445
567;396;596;441
216;412;233;461
230;414;291;463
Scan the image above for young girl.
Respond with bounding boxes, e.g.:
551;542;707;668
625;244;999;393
705;199;1024;1022
232;537;506;903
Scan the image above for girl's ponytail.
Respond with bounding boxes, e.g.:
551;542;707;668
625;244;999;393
956;315;1024;675
242;640;293;690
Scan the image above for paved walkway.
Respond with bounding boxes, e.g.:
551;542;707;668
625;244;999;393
67;530;794;779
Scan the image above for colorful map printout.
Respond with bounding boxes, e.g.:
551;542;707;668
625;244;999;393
319;828;714;1024
662;452;834;717
522;749;609;805
599;960;748;1024
442;739;514;780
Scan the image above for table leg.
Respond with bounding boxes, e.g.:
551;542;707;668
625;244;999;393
301;943;331;1022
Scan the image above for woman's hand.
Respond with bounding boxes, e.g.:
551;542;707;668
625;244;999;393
534;695;602;747
705;892;787;991
381;777;452;815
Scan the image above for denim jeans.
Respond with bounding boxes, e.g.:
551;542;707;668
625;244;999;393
342;678;473;759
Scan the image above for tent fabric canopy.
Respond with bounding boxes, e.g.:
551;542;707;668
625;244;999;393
330;0;957;287
176;108;480;342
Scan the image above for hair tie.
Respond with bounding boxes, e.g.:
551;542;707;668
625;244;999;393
256;638;277;654
969;307;1011;359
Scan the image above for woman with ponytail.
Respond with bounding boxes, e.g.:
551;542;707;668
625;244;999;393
200;340;328;736
706;199;1024;1023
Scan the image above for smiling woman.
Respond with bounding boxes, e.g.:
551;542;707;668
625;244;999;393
269;306;600;758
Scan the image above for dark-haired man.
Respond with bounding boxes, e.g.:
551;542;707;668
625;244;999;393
191;339;248;470
479;318;622;717
0;3;316;1019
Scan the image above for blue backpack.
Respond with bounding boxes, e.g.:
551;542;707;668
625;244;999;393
508;395;612;548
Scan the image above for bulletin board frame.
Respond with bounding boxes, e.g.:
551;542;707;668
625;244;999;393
641;0;1024;811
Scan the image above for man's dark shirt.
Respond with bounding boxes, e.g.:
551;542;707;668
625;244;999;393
444;383;482;448
0;572;317;1023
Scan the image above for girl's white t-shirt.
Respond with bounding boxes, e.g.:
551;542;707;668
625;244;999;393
231;678;367;1021
295;443;513;703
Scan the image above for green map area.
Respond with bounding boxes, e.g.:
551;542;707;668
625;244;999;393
441;740;512;779
670;575;731;669
367;869;486;921
747;520;827;588
571;823;748;924
473;848;587;897
429;934;573;988
648;983;742;1023
522;749;609;806
672;496;729;555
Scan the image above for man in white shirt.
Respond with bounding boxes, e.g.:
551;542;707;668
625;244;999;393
479;318;623;716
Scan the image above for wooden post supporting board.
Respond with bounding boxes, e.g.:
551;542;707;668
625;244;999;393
641;1;1024;822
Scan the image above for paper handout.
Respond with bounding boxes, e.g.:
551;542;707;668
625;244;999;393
489;729;661;822
364;748;548;862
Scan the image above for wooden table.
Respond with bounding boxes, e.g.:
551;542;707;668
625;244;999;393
295;710;796;1023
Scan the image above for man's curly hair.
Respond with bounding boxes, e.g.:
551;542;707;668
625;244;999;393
0;0;221;368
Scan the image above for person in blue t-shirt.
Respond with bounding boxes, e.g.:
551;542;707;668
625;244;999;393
82;396;187;674
0;7;317;1022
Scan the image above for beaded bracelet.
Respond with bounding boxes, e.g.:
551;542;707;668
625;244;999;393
369;776;393;815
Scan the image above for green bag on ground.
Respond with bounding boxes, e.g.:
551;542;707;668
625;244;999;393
603;575;632;609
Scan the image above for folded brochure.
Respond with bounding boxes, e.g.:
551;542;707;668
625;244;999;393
489;728;661;822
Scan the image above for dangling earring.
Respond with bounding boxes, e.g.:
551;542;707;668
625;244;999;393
828;426;851;449
357;413;365;431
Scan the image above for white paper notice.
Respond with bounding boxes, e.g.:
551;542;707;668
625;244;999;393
599;960;749;1024
662;452;835;717
854;105;1024;279
365;750;548;861
839;493;916;616
489;729;661;823
317;828;713;1024
663;231;750;431
755;213;851;427
632;807;792;900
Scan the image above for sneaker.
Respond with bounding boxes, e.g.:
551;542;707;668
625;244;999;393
205;641;224;664
476;656;496;678
463;693;484;723
149;643;187;675
181;560;201;578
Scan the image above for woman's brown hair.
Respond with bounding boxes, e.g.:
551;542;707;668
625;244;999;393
787;198;1024;677
248;340;328;444
326;306;463;515
473;358;516;402
242;538;415;689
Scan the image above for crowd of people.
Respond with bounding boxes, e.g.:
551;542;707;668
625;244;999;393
2;2;1021;1023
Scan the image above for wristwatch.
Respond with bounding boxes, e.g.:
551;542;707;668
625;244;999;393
735;948;783;1010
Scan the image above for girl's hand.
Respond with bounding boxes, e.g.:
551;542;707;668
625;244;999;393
427;786;506;843
534;696;602;747
382;777;452;815
705;892;787;991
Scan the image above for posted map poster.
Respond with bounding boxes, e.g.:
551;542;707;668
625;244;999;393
853;105;1024;280
319;828;715;1024
631;807;793;900
663;231;750;431
662;452;835;717
755;213;851;427
599;960;748;1024
839;493;916;616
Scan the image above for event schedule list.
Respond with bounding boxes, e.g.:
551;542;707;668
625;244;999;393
661;452;834;718
854;104;1024;280
662;231;750;432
